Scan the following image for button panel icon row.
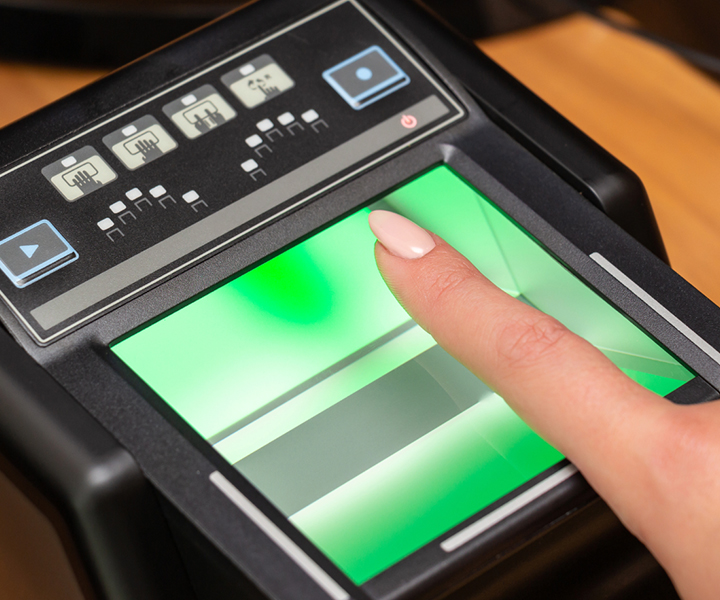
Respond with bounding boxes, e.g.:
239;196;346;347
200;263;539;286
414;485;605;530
40;53;296;203
36;42;414;206
38;44;409;206
17;43;412;288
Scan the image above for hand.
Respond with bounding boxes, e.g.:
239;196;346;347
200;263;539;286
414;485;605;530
71;169;96;192
135;138;163;162
368;209;720;600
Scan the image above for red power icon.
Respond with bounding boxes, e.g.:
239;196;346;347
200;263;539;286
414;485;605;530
400;114;418;129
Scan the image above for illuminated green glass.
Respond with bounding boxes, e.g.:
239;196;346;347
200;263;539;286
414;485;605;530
112;165;693;584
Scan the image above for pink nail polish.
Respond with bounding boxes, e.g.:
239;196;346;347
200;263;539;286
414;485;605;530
368;210;436;259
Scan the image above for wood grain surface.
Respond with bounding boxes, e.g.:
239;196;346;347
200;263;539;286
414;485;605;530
1;10;720;598
479;13;720;305
0;62;104;129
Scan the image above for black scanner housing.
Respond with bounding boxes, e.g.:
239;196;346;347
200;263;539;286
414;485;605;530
0;2;714;599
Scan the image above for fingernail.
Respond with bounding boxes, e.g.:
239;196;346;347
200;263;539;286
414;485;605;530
368;210;436;259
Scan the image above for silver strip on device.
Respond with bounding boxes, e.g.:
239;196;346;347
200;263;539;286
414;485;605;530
441;464;578;553
210;471;351;600
591;252;720;366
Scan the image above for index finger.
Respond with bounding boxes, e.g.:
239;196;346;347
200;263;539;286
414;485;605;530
368;209;672;512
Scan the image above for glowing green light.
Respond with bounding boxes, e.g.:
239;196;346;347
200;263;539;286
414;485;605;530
112;165;693;585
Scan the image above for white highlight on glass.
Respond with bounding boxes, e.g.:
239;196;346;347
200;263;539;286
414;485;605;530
213;323;434;464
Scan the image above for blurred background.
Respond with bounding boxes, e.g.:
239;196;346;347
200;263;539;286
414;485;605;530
0;0;719;72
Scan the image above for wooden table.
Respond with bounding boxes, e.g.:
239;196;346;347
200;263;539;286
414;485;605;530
1;11;720;597
479;14;720;306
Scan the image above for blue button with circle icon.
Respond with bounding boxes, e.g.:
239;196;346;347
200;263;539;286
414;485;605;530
322;46;410;110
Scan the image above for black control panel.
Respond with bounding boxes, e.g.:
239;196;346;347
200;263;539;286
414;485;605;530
0;0;463;345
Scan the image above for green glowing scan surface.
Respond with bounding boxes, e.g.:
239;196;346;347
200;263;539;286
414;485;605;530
112;166;693;584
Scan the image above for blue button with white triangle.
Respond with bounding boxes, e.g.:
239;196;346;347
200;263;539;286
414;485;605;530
21;244;39;258
0;220;78;288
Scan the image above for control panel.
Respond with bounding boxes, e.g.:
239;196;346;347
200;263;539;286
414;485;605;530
0;0;464;345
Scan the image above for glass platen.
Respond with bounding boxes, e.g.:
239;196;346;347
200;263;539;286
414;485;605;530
112;166;693;584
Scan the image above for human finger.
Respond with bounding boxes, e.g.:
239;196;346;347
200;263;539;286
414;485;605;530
367;209;671;517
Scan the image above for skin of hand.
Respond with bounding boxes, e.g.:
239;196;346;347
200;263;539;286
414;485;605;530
368;209;720;600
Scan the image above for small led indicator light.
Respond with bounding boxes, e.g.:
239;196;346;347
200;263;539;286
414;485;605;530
400;114;418;129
